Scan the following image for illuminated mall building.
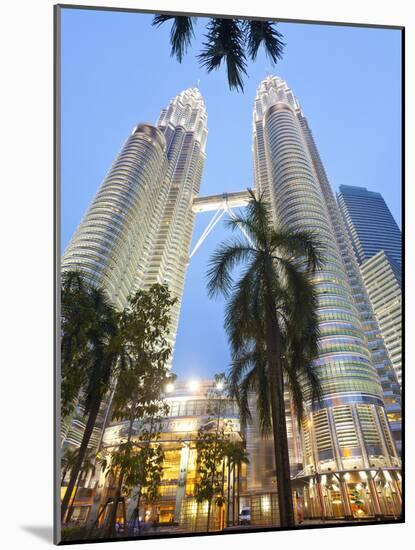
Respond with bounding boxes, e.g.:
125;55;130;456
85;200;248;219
251;76;401;519
70;379;307;529
66;376;400;529
68;380;248;530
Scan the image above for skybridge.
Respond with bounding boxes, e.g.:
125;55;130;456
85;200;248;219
189;189;255;258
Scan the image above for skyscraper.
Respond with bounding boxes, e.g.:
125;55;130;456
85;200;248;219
145;88;207;355
61;88;208;447
252;76;401;519
62;87;207;344
337;185;401;266
360;251;402;385
62;124;169;310
338;185;402;386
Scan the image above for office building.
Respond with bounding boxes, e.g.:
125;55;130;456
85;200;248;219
338;185;402;387
360;251;402;385
337;185;401;266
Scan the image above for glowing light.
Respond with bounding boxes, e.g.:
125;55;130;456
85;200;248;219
188;380;199;392
343;473;350;481
261;495;271;513
165;383;174;393
216;381;224;391
359;471;368;481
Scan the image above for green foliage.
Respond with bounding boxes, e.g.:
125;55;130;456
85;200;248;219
61;270;119;418
206;190;324;428
111;284;177;424
224;440;249;470
153;14;195;62
152;16;285;92
61;447;78;473
60;277;175;525
195;428;227;505
350;488;364;507
100;438;164;502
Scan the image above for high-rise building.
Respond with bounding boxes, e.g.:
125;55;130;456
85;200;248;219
360;251;402;385
61;88;207;448
62;124;169;310
338;185;402;388
144;88;207;355
252;76;401;519
337;185;401;266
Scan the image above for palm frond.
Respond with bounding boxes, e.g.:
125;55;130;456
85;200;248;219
245;20;285;63
152;15;195;62
206;239;256;298
272;228;325;272
197;18;247;92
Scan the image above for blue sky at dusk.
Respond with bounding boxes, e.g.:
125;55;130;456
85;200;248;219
60;8;402;381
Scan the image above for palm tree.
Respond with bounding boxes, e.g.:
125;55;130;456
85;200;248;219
224;441;249;526
61;447;78;486
152;16;284;91
206;190;323;527
60;271;122;522
66;447;98;524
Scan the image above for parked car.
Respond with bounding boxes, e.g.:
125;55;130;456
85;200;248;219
239;507;251;525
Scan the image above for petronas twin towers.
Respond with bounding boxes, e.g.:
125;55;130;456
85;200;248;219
62;77;401;501
63;88;207;354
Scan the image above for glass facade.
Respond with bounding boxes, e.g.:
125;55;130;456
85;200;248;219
337;185;401;266
337;185;402;426
145;88;208;357
77;381;245;533
360;251;402;386
62;124;169;310
251;76;401;518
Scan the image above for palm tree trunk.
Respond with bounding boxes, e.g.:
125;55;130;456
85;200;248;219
66;468;84;524
61;393;102;522
207;499;211;532
136;489;142;533
237;464;240;523
232;465;236;525
61;467;68;486
104;411;136;538
264;259;295;528
226;461;231;527
221;459;225;505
